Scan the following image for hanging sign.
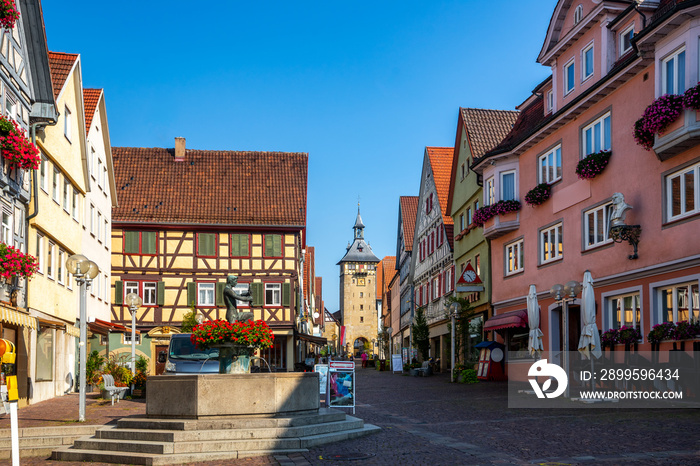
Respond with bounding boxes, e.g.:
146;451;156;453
456;262;484;292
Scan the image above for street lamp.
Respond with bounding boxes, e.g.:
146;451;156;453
386;327;393;357
66;254;99;422
124;292;143;393
449;302;461;383
549;280;582;398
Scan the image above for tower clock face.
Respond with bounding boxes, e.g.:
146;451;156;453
463;270;476;282
357;278;366;286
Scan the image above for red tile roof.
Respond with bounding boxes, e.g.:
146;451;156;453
112;146;308;226
48;51;78;99
460;108;519;160
399;196;419;252
484;96;548;157
377;256;396;303
426;147;454;227
83;88;102;133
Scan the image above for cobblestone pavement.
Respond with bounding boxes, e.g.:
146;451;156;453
2;367;700;465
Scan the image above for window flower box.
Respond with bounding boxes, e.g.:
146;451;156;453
0;242;39;281
0;116;40;170
633;94;684;150
575;150;610;180
524;183;551;207
473;200;521;227
0;0;20;30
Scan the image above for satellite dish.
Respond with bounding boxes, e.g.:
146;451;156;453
313;312;320;319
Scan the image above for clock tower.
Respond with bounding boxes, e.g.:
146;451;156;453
338;204;381;357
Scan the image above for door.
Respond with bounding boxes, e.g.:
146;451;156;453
155;345;168;375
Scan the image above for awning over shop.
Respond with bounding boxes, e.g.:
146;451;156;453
88;319;140;335
0;307;36;329
483;309;528;332
295;332;327;346
36;316;67;330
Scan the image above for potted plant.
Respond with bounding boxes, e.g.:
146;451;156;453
0;116;41;170
0;0;20;30
85;350;104;392
191;319;274;373
458;368;479;384
683;83;700;110
672;321;696;341
633;94;684;150
647;322;675;346
524;183;552;206
617;325;642;348
0;241;39;282
575;150;611;180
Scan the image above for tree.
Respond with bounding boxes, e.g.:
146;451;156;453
444;296;479;364
181;306;199;333
411;307;430;360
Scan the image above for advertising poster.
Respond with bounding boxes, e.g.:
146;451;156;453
329;371;354;407
314;364;328;395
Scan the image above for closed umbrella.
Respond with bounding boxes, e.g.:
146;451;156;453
527;285;543;358
578;271;602;359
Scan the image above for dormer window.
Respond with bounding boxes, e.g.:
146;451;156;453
546;90;554;113
620;26;634;56
662;47;686;95
574;5;583;25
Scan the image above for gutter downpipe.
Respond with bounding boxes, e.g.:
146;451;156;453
633;1;647;29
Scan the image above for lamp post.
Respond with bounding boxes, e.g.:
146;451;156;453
386;327;393;357
449;302;461;383
65;254;99;422
124;292;143;393
549;280;582;398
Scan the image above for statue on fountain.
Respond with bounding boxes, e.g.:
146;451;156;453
223;275;254;323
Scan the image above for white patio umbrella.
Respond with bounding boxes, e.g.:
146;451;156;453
578;270;602;359
527;285;543;358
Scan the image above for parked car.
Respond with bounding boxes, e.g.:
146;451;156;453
163;334;219;375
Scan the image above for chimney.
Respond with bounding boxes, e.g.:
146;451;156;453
174;137;186;161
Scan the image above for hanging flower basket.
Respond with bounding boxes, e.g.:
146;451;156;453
524;183;551;206
0;0;20;30
683;82;700;110
0;116;40;170
191;319;274;351
0;241;39;281
575;150;611;180
473;200;521;227
633;94;684;150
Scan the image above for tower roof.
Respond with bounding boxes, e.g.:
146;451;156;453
338;204;380;264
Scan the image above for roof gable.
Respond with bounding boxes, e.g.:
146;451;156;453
399;196;418;252
426;146;454;227
83;88;101;133
47;51;78;100
112;146;308;226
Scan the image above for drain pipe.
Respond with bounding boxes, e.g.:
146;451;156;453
633;1;647;29
27;119;56;222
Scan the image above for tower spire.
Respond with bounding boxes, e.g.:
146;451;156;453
353;201;365;239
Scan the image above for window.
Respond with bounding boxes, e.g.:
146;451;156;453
460;163;466;180
666;162;699;221
47;241;54;279
264;234;282;257
64;106;72;141
40;155;48;192
72;187;79;220
360;304;364;310
574;4;583;24
52;167;59;202
124;333;141;345
5;92;17;121
539;145;562;184
500;171;516;201
102;167;107;192
62;178;70;211
125;281;139;298
233;283;250;308
104;219;109;245
584;202;613;249
658;283;699;324
143;282;157;305
35;233;44;274
467;207;472;226
360;316;364;323
97;157;103;189
197;233;217;257
459;214;464;232
662;47;686;95
230;234;250;257
474;199;479;213
546;89;554;113
97;212;102;243
265;283;281;306
564;59;575;94
90;147;96;177
124;231;157;255
426;193;433;213
198;282;215;306
582;43;594;81
505;239;524;275
57;249;65;285
540;223;563;264
359;292;363;298
583;112;611;156
485;177;495;205
89;204;95;234
620;26;634;56
608;292;641;332
433;277;440;298
1;210;11;244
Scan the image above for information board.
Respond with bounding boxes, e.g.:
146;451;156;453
391;354;403;373
314;364;328;395
329;371;354;408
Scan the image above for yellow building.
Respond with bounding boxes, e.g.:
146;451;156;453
338;206;380;357
110;139;308;372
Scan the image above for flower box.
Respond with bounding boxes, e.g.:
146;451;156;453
575;150;611;180
524;183;551;206
634;94;684;151
0;241;39;281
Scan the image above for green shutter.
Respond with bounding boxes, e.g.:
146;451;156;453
114;280;123;305
124;232;139;254
216;282;226;306
142;232;156;254
157;282;165;306
187;282;196;307
251;282;263;306
230;234;240;257
199;233;216;256
282;283;290;307
264;235;273;257
241;234;249;256
274;235;282;257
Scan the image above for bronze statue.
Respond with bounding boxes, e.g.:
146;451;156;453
223;275;254;323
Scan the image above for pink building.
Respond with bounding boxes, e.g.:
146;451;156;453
472;0;700;379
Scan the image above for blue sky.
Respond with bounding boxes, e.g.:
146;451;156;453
43;1;558;313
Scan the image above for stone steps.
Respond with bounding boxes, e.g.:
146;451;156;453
0;425;100;460
52;410;380;465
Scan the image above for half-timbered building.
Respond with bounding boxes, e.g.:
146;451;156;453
111;138;308;373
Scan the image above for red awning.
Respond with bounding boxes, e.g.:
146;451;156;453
483;310;528;331
88;319;140;335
